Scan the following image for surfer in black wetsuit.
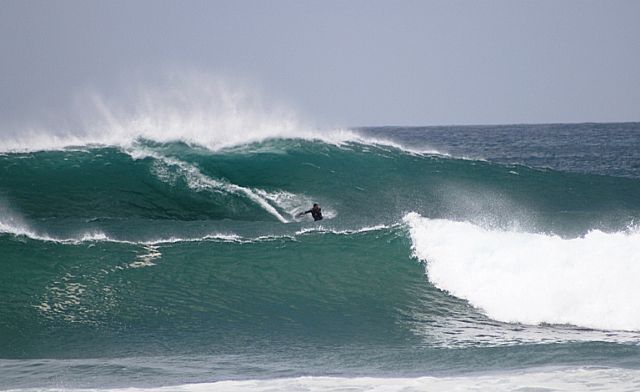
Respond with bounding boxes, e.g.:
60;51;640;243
298;203;323;221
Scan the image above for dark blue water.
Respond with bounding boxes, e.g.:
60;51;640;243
362;122;640;178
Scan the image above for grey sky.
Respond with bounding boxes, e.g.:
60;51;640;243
1;0;639;128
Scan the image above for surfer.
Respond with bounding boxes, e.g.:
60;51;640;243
298;203;323;221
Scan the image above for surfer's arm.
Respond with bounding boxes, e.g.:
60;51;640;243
296;210;311;217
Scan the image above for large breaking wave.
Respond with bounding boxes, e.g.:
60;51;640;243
1;135;640;340
2;77;640;359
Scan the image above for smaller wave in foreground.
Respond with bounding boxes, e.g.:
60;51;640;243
4;367;639;392
404;213;640;332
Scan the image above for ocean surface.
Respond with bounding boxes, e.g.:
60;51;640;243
2;122;640;391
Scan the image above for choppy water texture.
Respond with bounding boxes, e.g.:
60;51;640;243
1;122;640;391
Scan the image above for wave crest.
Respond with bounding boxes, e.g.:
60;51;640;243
0;72;361;153
0;72;449;156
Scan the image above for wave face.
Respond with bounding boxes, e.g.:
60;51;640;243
2;123;640;389
2;136;639;240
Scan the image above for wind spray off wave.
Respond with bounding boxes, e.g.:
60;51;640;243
0;72;421;154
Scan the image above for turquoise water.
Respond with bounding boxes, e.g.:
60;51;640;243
2;123;640;390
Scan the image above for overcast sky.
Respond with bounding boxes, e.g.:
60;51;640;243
1;0;639;128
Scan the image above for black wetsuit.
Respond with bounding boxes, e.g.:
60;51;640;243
304;207;323;221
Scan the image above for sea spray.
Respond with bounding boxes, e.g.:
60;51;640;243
0;73;360;153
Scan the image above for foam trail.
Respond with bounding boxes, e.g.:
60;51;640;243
404;213;640;331
0;203;246;245
129;147;289;223
0;220;124;245
224;183;288;223
295;224;395;236
0;220;246;246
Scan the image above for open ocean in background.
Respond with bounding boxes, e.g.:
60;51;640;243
2;122;640;391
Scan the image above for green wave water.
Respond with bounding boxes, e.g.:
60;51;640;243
2;134;640;389
2;139;639;238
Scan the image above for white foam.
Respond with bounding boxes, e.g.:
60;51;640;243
0;212;282;246
0;215;125;245
404;212;640;331
128;245;162;268
0;212;60;243
8;367;640;392
0;205;241;245
35;271;107;325
0;208;264;246
0;225;245;246
141;233;244;245
0;218;47;241
295;224;394;236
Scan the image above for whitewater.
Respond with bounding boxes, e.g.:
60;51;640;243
405;213;640;331
2;82;640;391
